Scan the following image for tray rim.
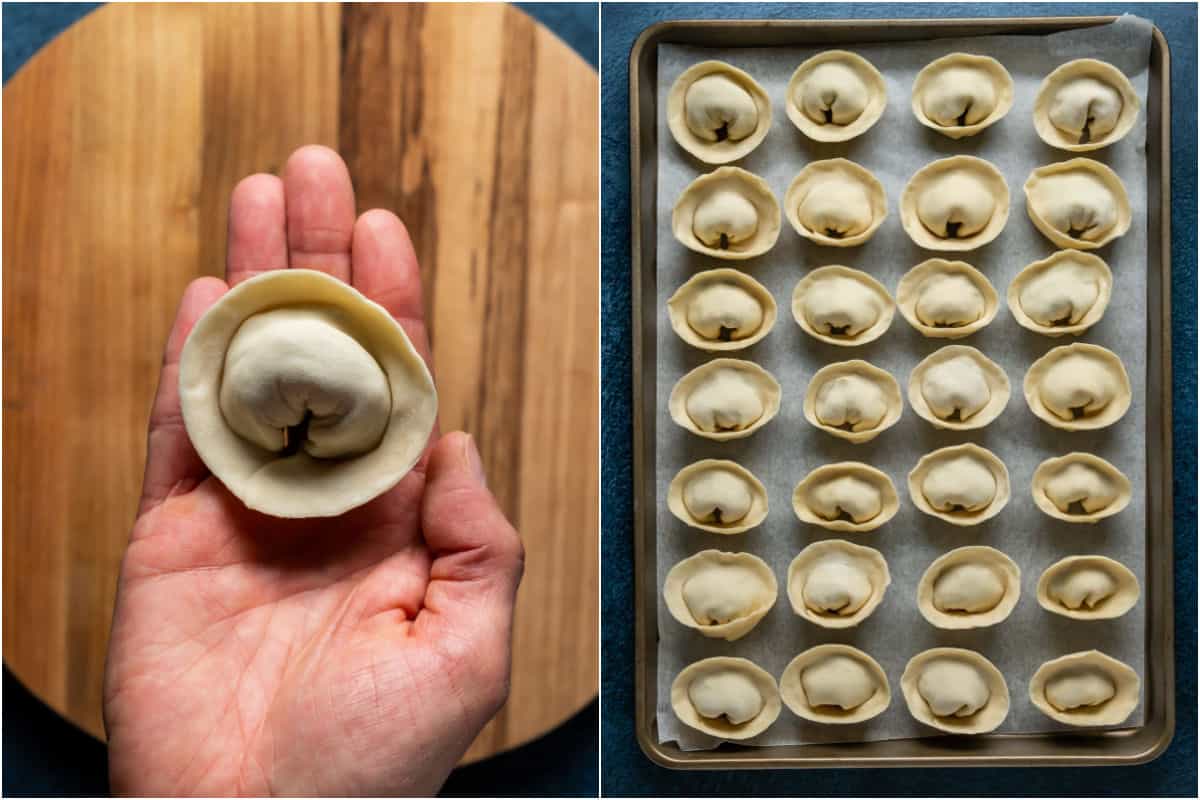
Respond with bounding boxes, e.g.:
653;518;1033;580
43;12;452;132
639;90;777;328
629;15;1175;770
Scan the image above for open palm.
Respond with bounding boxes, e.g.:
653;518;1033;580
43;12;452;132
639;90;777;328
103;146;523;797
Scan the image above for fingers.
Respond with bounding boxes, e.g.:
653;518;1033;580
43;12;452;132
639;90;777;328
283;145;355;281
226;173;287;287
351;209;434;366
416;433;524;708
138;277;228;517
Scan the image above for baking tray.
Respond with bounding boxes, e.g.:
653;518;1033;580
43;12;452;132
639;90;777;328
630;16;1174;769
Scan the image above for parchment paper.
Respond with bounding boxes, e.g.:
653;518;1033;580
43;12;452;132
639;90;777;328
654;15;1152;749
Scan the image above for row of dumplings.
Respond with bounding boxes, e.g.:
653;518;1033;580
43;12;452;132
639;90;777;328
670;53;1139;161
671;449;1131;532
672;647;1140;738
666;545;1138;635
671;251;1116;349
673;158;1131;258
671;345;1131;441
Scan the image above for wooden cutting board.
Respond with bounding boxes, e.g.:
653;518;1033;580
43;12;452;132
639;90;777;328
2;2;598;765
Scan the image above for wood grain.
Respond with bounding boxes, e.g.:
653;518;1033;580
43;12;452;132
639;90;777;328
2;2;597;765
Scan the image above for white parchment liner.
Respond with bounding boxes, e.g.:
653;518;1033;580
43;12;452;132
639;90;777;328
654;16;1152;749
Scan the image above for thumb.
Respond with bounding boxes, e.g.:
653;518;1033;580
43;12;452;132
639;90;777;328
417;432;524;706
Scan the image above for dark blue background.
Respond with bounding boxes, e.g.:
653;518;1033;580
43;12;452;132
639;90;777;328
600;3;1196;796
1;2;597;797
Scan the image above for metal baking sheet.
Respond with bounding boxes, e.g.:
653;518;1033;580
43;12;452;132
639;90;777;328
630;16;1173;769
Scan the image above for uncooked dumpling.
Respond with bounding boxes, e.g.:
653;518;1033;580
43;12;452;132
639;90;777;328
1029;650;1140;726
1036;555;1139;620
901;156;1009;251
667;61;772;164
786;539;890;628
670;657;782;740
803;360;903;443
779;644;891;724
786;50;887;142
1034;59;1140;151
896;259;998;338
673;167;781;260
911;53;1014;138
1032;452;1132;523
669;358;781;440
1008;250;1113;336
917;546;1020;630
667;459;769;534
179;269;437;518
901;648;1010;734
907;345;1010;430
792;462;899;532
663;550;777;640
667;269;777;351
1024;343;1131;430
791;265;895;346
784;159;888;247
909;443;1010;526
1024;159;1132;250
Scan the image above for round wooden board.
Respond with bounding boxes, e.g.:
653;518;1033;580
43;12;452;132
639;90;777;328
2;2;598;765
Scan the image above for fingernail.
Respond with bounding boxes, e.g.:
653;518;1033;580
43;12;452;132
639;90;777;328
463;434;487;487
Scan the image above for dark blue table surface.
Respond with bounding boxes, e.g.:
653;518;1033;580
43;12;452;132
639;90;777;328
1;3;598;797
600;3;1197;796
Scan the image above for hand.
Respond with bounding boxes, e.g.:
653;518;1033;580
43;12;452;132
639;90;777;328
103;146;524;797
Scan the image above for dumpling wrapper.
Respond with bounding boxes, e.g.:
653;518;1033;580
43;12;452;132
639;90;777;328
667;60;773;164
179;269;437;518
784;158;888;247
900;156;1010;252
780;644;891;724
917;545;1021;630
901;647;1010;734
803;360;903;443
1008;250;1113;337
1033;59;1141;152
670;657;782;740
786;50;887;142
1024;158;1132;250
895;259;998;339
911;53;1014;138
1029;650;1140;726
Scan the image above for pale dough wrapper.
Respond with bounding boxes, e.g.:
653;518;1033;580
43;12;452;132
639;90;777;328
908;442;1010;526
667;60;772;164
1033;59;1140;152
901;647;1010;734
917;545;1021;630
779;644;891;724
786;539;890;629
1036;554;1139;620
666;268;777;351
663;550;777;641
667;459;769;534
672;166;781;260
895;258;998;339
907;345;1010;431
911;53;1014;139
1024;158;1132;250
791;265;895;347
670;656;782;740
178;269;437;518
901;156;1010;252
1031;452;1132;523
1023;342;1131;430
784;159;888;247
1008;249;1113;337
668;358;782;440
792;462;899;533
803;360;903;443
1029;650;1140;726
786;50;887;142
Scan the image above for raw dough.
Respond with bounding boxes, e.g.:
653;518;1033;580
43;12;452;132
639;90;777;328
178;269;437;518
672;166;781;259
786;540;890;629
911;53;1014;138
1031;452;1132;523
895;258;998;338
792;462;899;532
901;648;1010;734
1023;342;1131;430
668;358;782;440
663;550;777;640
667;60;773;164
907;345;1010;430
1024;158;1132;250
791;265;895;346
1008;249;1113;337
901;156;1009;251
1036;554;1140;620
786;50;887;142
667;268;777;351
917;545;1021;629
803;360;903;443
667;458;769;534
908;442;1010;526
1033;59;1140;151
1029;650;1140;726
670;657;782;740
784;158;888;247
779;644;891;724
